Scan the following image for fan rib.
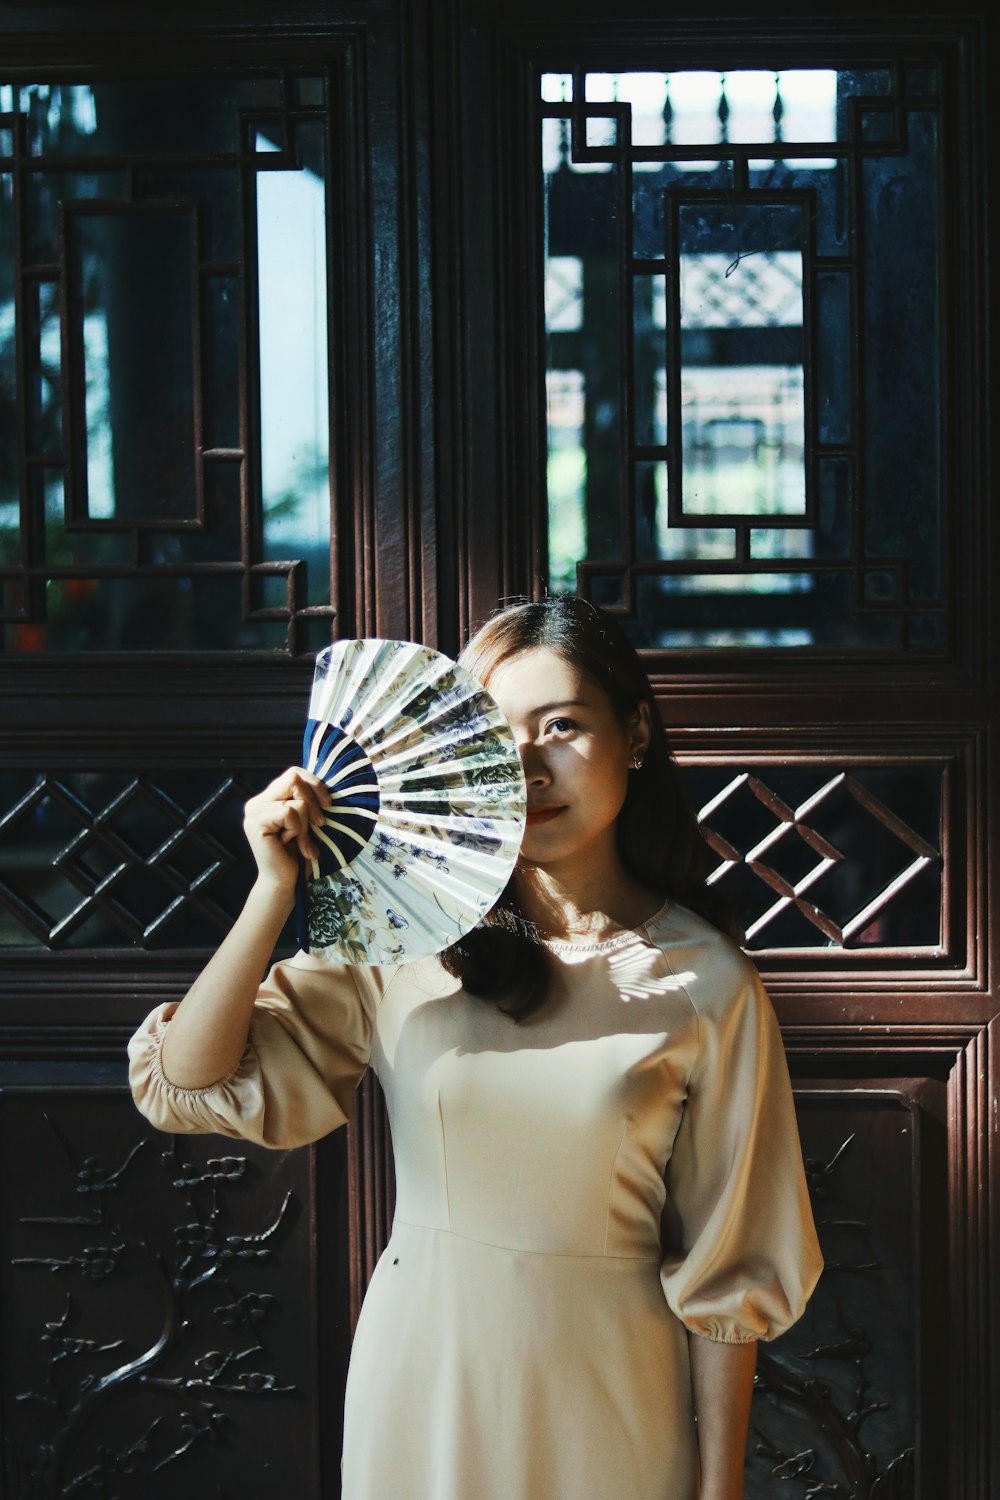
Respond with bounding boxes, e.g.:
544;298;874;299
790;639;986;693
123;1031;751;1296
313;827;350;867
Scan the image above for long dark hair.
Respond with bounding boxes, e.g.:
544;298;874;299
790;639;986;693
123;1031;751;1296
440;597;732;1019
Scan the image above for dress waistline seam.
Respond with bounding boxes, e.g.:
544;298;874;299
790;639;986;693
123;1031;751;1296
391;1219;661;1266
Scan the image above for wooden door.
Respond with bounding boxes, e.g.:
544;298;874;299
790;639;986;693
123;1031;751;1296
0;4;430;1493
0;2;995;1497
403;3;994;1495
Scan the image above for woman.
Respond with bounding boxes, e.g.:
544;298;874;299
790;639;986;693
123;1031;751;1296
129;597;822;1500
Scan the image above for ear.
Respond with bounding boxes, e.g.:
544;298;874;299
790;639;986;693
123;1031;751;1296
627;702;652;762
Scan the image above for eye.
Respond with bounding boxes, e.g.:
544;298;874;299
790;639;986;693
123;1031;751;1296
546;716;577;734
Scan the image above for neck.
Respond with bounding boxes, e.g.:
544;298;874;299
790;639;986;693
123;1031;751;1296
512;849;660;944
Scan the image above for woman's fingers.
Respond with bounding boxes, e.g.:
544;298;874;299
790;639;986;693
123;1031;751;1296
265;767;331;826
244;768;334;872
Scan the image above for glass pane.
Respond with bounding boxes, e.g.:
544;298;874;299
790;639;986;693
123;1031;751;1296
546;370;586;591
70;209;198;524
258;120;330;584
543;115;623;581
633;161;735;260
202;275;240;450
137;166;241;262
905;67;939;96
861;111;940;603
2;79;282;157
584;68;840;146
636;461;734;563
0;170;16;519
632;275;667;447
678;201;805;518
25;279;62;453
815;271;852;444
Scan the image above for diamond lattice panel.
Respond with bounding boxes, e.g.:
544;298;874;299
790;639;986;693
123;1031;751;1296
0;771;272;949
686;764;944;952
0;764;948;956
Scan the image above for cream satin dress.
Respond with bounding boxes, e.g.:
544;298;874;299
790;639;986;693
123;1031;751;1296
130;901;822;1500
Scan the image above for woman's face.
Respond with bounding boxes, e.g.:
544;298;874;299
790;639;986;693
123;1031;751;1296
487;646;650;872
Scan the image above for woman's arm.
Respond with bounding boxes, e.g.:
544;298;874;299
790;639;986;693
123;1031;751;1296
158;767;330;1089
689;1335;757;1500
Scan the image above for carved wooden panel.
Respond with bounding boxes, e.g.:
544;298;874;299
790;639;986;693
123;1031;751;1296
748;1082;946;1497
0;1084;349;1497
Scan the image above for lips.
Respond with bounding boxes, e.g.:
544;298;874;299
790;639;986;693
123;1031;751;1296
525;806;565;825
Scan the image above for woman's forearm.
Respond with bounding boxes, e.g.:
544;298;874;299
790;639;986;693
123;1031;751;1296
158;766;328;1089
158;878;294;1089
689;1334;757;1500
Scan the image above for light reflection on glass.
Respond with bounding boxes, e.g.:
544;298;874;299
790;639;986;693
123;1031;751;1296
545;257;583;332
83;307;114;518
680;201;806;522
256;139;330;568
541;69;840;172
546;370;586;591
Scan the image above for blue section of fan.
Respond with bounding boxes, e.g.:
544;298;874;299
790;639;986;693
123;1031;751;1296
304;719;381;875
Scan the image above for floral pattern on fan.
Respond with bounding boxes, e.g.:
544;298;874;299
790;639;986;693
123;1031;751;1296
297;638;527;965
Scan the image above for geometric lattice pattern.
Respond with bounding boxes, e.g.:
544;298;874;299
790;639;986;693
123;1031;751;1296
690;766;943;951
0;772;267;949
542;67;946;651
0;764;945;954
0;75;334;654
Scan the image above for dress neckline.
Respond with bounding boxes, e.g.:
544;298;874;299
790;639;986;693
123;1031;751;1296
539;897;672;955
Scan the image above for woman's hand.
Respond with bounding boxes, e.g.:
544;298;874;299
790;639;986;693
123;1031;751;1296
243;767;331;890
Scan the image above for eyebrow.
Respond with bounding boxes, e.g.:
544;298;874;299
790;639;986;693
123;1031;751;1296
528;699;588;716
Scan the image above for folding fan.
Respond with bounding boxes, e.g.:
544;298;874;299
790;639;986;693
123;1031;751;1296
297;637;527;965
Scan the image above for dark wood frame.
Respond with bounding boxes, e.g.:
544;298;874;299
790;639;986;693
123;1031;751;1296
0;1;995;1495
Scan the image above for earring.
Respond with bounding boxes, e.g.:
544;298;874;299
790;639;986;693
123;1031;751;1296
631;756;644;771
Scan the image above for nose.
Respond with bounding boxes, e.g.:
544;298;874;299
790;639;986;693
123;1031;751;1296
518;740;552;788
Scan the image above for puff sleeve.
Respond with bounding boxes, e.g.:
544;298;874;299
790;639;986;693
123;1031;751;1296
660;951;822;1344
128;952;391;1149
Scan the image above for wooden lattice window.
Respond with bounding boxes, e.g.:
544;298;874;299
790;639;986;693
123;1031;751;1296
0;74;335;653
541;64;946;651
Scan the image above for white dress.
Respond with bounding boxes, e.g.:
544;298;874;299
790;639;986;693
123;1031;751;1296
129;901;822;1500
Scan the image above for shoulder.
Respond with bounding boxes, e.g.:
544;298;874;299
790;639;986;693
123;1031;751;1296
270;950;399;1010
375;954;463;1012
281;951;463;1008
644;901;762;1025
